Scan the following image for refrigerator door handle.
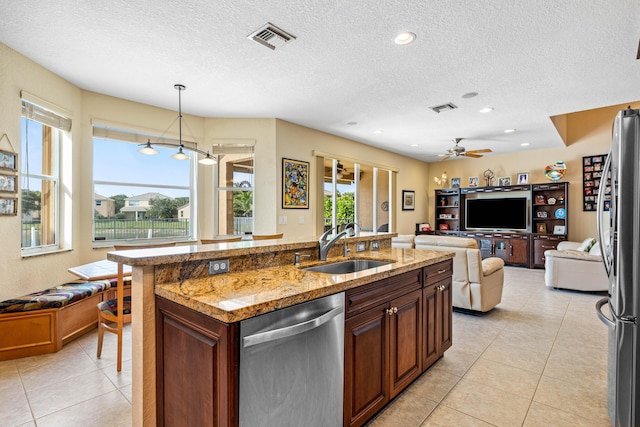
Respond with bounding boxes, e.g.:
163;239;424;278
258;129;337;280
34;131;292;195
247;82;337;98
597;297;638;328
596;150;613;277
596;297;615;328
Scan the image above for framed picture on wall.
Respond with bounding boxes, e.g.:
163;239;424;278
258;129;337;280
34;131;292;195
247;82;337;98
0;173;17;193
583;154;610;211
282;158;309;209
517;173;529;184
0;197;16;215
0;150;17;172
402;190;415;211
450;177;461;188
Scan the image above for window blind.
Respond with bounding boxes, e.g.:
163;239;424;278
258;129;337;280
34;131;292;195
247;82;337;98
21;100;72;132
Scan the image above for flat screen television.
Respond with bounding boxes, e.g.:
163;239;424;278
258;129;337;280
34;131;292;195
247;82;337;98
465;197;528;231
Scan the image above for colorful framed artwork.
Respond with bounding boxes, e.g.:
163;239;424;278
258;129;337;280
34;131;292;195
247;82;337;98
282;158;309;209
402;190;415;211
583;154;610;211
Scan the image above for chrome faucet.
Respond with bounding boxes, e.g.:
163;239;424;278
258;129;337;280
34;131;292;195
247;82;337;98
319;226;356;261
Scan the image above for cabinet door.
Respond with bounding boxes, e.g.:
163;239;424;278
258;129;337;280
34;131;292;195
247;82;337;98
533;237;562;268
438;279;453;354
156;297;238;427
507;238;528;265
422;279;453;371
493;239;507;261
389;289;422;398
344;303;389;427
422;283;439;369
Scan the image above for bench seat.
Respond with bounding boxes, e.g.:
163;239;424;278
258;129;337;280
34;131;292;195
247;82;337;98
0;278;130;361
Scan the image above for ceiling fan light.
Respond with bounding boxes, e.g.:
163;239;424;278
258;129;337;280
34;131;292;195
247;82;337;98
171;147;189;160
138;140;159;155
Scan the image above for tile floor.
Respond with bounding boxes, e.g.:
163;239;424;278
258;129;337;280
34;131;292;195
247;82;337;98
1;266;610;426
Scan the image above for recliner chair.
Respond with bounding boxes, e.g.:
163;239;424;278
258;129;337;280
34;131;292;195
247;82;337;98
414;235;504;312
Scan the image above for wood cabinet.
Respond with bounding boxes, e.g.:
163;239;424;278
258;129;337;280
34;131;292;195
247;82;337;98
438;182;568;268
155;297;238;427
155;263;453;427
531;234;567;268
434;188;461;235
422;261;453;370
461;232;529;267
344;262;453;427
532;182;569;236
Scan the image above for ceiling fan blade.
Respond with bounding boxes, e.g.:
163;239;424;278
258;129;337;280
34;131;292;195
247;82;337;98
440;155;452;161
464;152;483;158
467;148;492;154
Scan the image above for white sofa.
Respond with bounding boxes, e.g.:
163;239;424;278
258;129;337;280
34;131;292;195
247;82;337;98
414;235;504;312
391;235;415;248
544;240;609;291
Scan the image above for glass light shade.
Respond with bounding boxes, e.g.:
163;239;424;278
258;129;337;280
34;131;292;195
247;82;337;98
198;153;217;165
171;147;189;160
138;141;159;155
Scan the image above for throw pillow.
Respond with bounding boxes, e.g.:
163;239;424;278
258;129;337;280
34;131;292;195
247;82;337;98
576;237;596;252
589;243;602;256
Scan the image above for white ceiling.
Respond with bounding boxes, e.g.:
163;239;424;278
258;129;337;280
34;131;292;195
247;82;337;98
2;1;639;162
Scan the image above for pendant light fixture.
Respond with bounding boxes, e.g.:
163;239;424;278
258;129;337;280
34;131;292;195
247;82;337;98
137;84;217;165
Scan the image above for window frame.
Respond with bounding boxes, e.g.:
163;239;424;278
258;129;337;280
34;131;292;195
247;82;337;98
20;102;67;256
91;128;198;246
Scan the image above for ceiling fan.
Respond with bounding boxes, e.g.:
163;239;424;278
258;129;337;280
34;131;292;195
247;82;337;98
439;138;492;160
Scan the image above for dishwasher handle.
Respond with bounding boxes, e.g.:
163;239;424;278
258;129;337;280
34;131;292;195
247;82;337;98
243;305;344;348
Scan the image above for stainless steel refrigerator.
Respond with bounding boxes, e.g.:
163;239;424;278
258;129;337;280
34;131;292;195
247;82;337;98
596;108;640;427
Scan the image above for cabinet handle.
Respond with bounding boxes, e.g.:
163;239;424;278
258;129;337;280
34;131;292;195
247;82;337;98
541;245;554;249
386;307;398;316
510;246;513;257
436;269;446;274
392;306;398;314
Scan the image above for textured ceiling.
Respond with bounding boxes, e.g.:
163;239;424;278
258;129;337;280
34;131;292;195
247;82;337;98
1;0;639;161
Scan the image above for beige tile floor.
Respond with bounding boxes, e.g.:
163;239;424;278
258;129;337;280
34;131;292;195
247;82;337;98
0;266;610;426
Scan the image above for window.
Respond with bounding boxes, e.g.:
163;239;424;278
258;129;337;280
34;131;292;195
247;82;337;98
322;157;394;233
92;127;194;243
21;99;71;254
215;145;255;236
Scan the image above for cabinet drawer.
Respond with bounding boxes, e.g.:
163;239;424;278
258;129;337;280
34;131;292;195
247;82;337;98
345;270;422;318
423;260;453;286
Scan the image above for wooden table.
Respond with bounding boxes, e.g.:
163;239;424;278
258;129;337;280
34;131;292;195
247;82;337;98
68;259;132;281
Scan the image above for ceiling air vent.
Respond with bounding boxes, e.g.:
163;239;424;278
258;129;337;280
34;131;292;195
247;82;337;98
248;22;296;50
430;103;458;114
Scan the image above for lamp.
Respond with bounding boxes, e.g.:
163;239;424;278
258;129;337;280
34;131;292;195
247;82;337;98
137;84;217;165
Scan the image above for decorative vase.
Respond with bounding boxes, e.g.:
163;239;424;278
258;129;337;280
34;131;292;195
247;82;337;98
544;161;567;181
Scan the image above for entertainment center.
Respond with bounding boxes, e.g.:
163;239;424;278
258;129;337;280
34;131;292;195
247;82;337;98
430;182;569;269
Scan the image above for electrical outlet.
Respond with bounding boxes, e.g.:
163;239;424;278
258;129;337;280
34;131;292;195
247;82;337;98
279;215;288;225
356;242;366;252
371;240;380;250
209;259;230;275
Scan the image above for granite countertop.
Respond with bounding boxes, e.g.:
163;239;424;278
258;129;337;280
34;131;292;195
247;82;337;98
154;248;453;323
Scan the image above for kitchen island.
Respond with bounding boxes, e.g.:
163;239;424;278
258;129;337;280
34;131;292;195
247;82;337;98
107;235;454;426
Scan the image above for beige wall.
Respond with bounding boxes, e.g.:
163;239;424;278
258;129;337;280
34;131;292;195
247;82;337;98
427;101;640;242
1;39;635;302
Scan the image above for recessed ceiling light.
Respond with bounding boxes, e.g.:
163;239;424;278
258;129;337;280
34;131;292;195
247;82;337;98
410;144;419;147
461;92;478;99
373;129;383;134
521;142;530;147
347;121;358;126
394;32;416;45
504;128;517;133
479;107;494;113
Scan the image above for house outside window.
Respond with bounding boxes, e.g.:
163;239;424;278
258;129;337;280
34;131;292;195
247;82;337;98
92;127;194;243
20;98;71;254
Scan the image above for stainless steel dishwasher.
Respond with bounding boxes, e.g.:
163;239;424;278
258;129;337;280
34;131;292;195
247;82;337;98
239;292;344;427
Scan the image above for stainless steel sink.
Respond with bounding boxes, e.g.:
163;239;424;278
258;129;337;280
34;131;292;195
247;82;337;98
302;259;393;274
